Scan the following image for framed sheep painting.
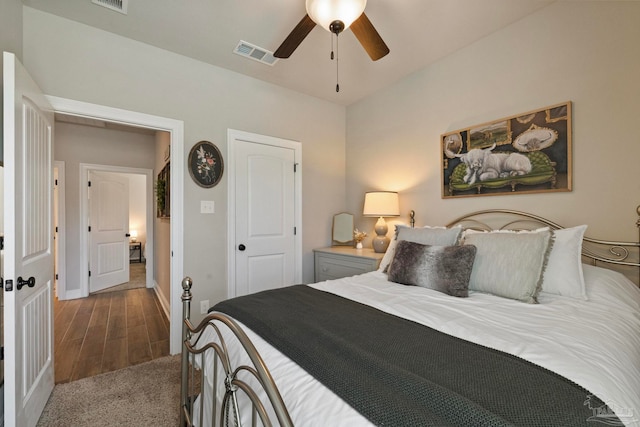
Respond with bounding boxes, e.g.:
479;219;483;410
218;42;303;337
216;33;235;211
441;101;572;199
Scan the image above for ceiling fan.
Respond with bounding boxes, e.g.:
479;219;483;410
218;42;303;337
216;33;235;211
273;0;390;61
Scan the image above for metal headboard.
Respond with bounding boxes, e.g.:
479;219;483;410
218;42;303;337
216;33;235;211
445;208;640;285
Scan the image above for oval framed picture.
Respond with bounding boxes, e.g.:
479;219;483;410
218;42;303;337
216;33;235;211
188;141;224;188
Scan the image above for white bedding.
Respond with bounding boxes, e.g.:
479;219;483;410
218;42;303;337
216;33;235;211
196;264;640;426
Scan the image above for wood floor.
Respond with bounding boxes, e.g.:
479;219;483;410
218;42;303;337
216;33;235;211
54;287;170;384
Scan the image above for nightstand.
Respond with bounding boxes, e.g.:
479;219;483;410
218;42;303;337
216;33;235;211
313;247;384;282
129;242;142;263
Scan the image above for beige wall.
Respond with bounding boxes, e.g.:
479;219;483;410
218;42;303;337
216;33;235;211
0;0;24;159
54;122;156;292
154;132;171;309
0;0;22;61
23;7;346;320
346;1;640;244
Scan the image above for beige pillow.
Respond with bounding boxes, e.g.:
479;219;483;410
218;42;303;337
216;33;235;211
462;228;554;303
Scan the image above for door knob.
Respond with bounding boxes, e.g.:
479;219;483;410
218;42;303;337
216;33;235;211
238;244;246;251
125;233;131;237
17;276;36;291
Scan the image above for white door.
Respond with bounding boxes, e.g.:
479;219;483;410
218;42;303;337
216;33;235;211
3;52;55;427
235;140;296;296
89;171;130;293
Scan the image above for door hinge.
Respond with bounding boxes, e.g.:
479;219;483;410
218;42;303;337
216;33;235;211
55;226;58;233
294;163;298;173
55;273;59;280
88;181;91;187
89;270;92;277
1;346;4;361
88;226;91;232
5;279;13;292
55;179;58;186
294;227;297;235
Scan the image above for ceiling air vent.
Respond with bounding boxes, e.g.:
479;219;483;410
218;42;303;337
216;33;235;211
91;0;128;15
233;41;279;66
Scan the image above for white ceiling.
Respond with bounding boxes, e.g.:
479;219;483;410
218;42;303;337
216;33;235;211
22;0;554;106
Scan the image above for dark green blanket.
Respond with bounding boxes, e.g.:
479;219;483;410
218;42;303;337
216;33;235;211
213;285;615;426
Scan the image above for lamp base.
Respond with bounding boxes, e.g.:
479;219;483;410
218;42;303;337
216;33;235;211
372;217;390;253
372;235;390;253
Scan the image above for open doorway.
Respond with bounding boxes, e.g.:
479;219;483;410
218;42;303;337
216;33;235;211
52;118;171;382
48;96;185;355
85;168;150;295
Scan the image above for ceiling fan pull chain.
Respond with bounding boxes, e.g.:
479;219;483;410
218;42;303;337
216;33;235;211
330;33;334;60
335;33;340;92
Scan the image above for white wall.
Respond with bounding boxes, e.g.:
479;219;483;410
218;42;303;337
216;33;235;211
22;7;346;321
125;172;147;246
154;131;171;310
346;1;640;243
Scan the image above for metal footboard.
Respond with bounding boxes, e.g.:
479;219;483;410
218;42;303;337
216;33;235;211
180;277;294;427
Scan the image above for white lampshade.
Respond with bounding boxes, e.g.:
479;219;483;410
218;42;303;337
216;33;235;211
363;191;400;217
306;0;367;32
130;230;138;242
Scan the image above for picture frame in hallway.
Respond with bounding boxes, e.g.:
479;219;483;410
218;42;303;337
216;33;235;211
188;140;224;188
156;162;170;218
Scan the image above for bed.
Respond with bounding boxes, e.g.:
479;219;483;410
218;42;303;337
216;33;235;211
180;209;640;427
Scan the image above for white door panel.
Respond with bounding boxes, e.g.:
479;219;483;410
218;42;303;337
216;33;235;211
247;255;286;293
89;171;130;293
3;51;55;427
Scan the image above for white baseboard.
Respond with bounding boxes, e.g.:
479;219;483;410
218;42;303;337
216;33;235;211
153;280;171;321
58;288;83;300
0;383;4;427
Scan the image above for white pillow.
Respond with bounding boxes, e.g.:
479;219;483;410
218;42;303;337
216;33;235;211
462;228;553;303
540;225;588;300
378;225;463;272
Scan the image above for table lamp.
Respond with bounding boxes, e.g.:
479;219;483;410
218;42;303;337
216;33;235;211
130;230;138;243
363;191;399;253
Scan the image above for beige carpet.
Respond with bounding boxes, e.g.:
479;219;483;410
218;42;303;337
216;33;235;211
37;355;181;426
93;262;147;294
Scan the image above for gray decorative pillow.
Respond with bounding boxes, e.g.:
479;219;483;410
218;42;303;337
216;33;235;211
379;225;463;272
462;229;554;303
387;240;477;297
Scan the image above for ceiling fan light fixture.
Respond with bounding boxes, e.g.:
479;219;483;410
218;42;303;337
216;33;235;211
306;0;367;32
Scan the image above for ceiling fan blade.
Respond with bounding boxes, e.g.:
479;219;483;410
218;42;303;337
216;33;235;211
350;12;390;61
274;14;316;58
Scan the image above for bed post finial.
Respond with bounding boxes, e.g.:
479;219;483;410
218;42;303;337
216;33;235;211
410;210;415;228
182;276;193;294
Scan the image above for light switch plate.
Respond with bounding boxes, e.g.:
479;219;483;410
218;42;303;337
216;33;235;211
201;200;215;214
